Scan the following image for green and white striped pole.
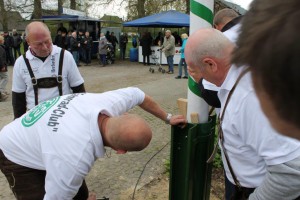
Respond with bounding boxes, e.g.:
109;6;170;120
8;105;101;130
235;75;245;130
187;0;214;123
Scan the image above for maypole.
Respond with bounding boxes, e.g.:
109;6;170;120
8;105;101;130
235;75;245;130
169;3;216;199
187;0;214;123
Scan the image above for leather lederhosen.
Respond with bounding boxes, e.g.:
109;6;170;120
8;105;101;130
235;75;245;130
23;49;65;106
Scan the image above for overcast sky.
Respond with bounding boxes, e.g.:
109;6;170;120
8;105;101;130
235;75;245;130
19;0;253;19
88;0;253;19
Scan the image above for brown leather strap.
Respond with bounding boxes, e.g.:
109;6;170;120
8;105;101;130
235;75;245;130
23;55;38;106
58;49;64;96
207;68;250;188
219;68;250;188
23;50;65;106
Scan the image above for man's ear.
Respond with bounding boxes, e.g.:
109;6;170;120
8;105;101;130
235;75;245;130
116;150;127;154
203;58;218;73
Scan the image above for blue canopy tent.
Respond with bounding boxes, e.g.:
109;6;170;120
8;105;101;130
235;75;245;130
123;10;189;28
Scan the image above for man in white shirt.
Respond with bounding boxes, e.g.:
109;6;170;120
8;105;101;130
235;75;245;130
12;22;85;119
232;0;300;141
198;8;242;110
185;28;300;200
0;87;186;200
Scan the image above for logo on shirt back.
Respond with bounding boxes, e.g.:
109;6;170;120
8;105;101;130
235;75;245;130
21;96;60;127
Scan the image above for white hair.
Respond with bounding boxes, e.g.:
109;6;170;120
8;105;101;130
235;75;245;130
189;29;232;67
25;22;50;38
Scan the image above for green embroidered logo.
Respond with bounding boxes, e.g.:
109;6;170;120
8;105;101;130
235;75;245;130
22;96;60;127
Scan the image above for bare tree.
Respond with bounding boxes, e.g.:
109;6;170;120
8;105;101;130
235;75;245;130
186;0;190;14
70;0;76;9
0;0;8;31
31;0;42;19
58;0;64;15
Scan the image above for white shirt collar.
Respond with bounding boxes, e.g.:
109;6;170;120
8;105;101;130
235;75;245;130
25;44;60;60
220;65;246;91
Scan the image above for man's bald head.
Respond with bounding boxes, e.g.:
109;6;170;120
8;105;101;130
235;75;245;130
185;28;234;85
107;114;152;152
185;28;233;68
25;22;51;39
25;22;53;57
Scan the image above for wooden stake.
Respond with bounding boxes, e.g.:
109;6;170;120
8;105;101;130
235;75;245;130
190;112;199;123
177;98;188;118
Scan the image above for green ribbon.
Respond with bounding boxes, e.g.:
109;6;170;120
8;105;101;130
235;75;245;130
191;0;214;25
188;76;202;97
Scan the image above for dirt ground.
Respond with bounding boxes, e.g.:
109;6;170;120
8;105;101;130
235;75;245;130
0;60;225;200
121;168;225;200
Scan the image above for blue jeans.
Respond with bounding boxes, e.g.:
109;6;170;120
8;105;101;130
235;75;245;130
72;51;79;65
120;46;126;60
100;54;106;65
83;49;91;64
167;55;174;72
178;58;188;77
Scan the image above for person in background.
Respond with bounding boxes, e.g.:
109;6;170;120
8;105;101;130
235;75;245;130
3;31;14;65
70;31;81;66
175;33;188;79
232;0;300;141
78;29;85;62
22;33;28;52
81;31;93;66
53;28;62;46
12;22;85;119
105;31;111;43
161;30;175;74
173;31;182;46
214;8;242;43
154;32;164;46
0;35;8;101
119;32;128;60
66;30;73;51
54;27;68;49
110;32;118;54
131;33;138;48
12;29;22;59
98;33;108;67
140;32;152;66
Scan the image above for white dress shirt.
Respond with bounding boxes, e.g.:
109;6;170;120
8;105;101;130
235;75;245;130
12;45;84;109
218;65;300;187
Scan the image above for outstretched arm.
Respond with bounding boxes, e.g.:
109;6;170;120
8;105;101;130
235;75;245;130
139;95;187;126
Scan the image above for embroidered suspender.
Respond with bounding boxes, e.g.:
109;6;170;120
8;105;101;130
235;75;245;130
207;68;250;188
23;49;65;106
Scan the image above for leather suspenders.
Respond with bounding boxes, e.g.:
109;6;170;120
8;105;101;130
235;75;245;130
207;68;250;188
23;49;65;106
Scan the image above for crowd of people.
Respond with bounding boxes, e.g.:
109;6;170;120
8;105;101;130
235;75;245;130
1;0;300;199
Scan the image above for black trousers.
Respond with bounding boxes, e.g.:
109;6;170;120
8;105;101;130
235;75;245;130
143;55;150;65
0;149;88;200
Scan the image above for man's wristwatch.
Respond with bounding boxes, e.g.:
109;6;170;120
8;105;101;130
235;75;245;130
165;113;172;124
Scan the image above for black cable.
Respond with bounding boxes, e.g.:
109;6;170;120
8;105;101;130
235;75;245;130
131;142;170;200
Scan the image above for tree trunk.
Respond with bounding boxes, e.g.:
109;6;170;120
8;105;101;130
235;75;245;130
186;0;190;14
137;0;146;18
0;0;8;31
32;0;42;19
70;0;76;10
58;0;63;15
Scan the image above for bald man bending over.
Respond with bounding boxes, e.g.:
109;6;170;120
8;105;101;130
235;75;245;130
12;22;85;119
0;87;186;200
